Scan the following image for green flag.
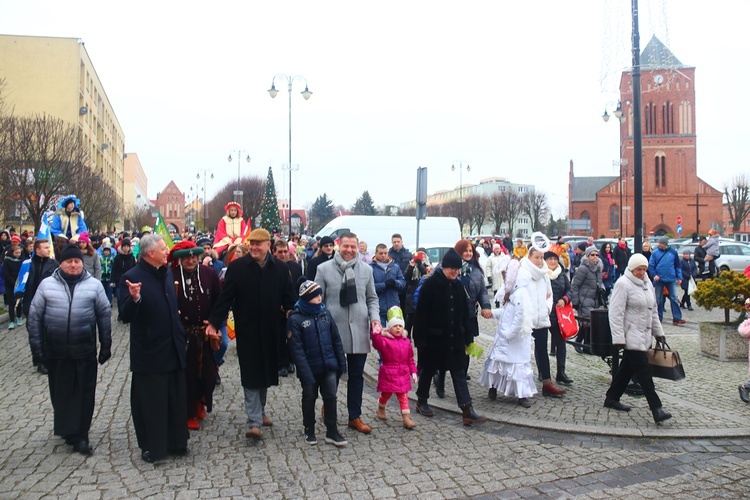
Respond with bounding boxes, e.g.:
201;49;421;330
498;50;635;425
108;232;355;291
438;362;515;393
155;212;175;249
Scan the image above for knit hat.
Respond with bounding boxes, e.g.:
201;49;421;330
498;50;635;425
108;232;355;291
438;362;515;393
78;232;91;244
544;251;559;261
442;248;462;269
584;246;599;258
658;236;669;245
708;229;718;236
121;238;132;247
247;228;271;242
10;235;21;244
59;243;84;263
386;306;405;330
577;242;587;252
297;276;322;301
319;236;335;247
493;243;502;252
627;253;649;271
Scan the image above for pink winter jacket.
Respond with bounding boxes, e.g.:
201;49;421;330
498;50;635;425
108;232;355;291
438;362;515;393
371;332;417;393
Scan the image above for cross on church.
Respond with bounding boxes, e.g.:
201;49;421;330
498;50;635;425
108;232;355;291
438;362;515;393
687;193;708;236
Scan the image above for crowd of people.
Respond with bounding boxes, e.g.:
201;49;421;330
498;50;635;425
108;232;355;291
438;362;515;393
4;194;744;462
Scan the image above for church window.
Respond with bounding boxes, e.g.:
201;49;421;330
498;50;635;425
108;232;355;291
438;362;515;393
609;205;619;230
654;152;666;189
645;102;657;135
662;101;675;134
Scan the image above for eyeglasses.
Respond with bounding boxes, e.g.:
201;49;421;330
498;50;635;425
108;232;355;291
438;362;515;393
589;253;599;257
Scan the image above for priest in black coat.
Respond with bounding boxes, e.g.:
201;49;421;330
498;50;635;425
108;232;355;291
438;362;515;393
119;234;188;463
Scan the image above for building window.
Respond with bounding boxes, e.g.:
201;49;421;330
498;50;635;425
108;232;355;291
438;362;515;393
645;102;657;135
609;205;619;230
663;101;674;134
654;153;666;188
581;211;590;220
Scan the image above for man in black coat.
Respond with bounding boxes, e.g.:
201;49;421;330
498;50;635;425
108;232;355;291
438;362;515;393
207;229;295;440
413;248;486;426
23;238;59;374
119;234;188;463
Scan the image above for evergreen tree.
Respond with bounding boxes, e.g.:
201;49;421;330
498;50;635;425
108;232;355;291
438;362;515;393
259;166;283;233
351;190;377;215
308;193;336;234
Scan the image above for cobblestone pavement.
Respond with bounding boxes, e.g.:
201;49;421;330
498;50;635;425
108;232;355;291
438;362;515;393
1;304;750;498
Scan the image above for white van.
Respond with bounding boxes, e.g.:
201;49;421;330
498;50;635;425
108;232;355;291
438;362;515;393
314;216;461;251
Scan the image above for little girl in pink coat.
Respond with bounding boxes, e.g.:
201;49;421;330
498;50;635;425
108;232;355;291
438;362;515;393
371;306;418;429
738;298;750;402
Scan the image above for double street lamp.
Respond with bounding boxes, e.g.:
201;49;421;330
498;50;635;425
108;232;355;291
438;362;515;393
451;161;470;236
196;169;214;230
268;74;312;236
227;151;251;208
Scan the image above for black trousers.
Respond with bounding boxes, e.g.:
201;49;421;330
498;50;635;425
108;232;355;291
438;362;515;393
548;322;567;374
416;349;472;407
606;350;662;410
131;370;188;459
301;371;338;431
47;357;97;441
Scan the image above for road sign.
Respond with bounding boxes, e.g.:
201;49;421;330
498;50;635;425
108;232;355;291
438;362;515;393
676;215;682;225
676;224;683;234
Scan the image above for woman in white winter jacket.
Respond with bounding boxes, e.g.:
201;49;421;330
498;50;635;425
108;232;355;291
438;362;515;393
604;253;672;423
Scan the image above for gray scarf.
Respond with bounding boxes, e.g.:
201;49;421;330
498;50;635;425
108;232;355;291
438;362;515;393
334;252;359;307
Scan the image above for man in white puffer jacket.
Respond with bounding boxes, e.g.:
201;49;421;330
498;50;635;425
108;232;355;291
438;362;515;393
604;253;672;424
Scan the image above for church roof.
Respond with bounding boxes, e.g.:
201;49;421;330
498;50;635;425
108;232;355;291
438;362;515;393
641;35;687;69
571;176;618;202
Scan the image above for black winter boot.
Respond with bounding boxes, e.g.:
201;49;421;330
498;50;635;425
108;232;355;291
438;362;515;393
416;399;434;417
461;405;487;426
434;371;446;399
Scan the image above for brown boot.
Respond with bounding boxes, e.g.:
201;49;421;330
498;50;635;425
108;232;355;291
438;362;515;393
402;411;416;429
542;380;566;398
461;404;488;425
377;403;387;421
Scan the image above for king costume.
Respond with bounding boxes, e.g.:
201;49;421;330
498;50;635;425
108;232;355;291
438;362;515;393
213;202;248;255
169;242;222;430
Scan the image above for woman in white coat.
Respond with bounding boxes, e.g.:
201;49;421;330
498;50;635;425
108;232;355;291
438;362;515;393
604;253;672;423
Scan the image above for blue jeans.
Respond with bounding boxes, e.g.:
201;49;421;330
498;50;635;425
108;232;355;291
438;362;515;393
655;280;682;321
101;280;113;304
213;324;229;366
346;353;367;421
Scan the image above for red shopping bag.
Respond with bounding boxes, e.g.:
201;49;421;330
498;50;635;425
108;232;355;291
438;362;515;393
555;302;579;340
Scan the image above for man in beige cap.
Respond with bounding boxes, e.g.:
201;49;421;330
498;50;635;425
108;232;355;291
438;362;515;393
206;228;295;439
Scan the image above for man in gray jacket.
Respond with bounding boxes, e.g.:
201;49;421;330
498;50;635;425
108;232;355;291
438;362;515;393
27;243;112;455
315;232;380;434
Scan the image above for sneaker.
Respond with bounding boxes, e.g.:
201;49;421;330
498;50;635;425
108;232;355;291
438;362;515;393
325;430;347;447
304;428;317;445
688;307;694;311
7;322;15;330
17;317;24;326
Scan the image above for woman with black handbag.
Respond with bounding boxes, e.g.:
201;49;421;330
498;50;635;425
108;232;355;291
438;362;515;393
603;253;672;424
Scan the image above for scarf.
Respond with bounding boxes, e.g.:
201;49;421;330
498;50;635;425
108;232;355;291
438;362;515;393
520;255;548;281
547;264;562;280
334;252;359;307
296;299;326;316
459;260;472;289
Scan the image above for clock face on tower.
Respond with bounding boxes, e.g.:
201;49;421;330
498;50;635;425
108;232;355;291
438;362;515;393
654;74;664;84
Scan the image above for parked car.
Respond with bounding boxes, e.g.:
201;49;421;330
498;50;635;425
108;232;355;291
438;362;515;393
675;241;750;274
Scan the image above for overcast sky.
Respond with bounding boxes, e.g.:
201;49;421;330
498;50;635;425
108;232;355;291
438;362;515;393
2;1;748;217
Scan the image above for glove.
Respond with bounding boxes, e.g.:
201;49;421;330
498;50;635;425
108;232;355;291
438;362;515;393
98;348;111;365
385;278;396;287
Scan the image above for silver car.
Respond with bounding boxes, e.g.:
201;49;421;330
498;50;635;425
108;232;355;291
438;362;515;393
675;241;750;273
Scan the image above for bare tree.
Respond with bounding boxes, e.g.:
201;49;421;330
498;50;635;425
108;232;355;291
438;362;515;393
502;191;523;237
467;195;489;235
522;191;550;232
724;174;750;232
488;192;506;235
123;204;153;233
0;114;91;231
205;176;265;232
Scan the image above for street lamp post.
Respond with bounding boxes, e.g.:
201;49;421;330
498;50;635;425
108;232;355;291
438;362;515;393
227;151;251;209
451;161;470;236
196;169;214;231
268;74;312;237
603;101;626;236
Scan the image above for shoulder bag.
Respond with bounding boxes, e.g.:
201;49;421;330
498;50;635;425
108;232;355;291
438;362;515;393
555;302;579;340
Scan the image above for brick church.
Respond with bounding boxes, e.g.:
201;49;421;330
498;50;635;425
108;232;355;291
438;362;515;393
569;36;723;238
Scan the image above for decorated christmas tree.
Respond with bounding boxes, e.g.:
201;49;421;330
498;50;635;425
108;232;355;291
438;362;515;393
259;166;283;233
